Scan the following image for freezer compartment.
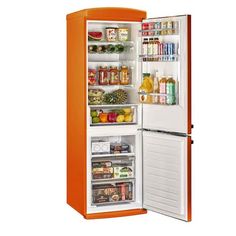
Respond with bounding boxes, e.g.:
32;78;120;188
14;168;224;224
89;105;137;126
92;180;134;206
92;158;135;180
91;135;135;156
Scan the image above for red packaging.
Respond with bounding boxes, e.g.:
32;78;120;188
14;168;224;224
142;23;149;30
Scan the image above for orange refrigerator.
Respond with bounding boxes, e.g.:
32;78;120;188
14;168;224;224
67;7;192;221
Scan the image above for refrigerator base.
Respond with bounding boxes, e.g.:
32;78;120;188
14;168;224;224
84;209;147;219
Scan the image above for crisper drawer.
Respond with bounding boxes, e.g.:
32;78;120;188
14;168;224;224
92;180;134;206
92;158;135;180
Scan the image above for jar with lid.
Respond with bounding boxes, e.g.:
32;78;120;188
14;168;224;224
120;66;130;85
98;66;109;85
109;66;119;85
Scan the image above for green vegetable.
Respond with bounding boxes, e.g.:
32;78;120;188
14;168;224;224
91;110;98;118
92;117;100;123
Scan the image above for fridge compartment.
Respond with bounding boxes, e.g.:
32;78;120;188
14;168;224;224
90;105;137;126
92;181;134;205
91;158;135;180
91;135;135;156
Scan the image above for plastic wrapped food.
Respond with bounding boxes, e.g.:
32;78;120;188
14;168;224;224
88;69;96;85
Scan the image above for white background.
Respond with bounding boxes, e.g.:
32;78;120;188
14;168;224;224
0;0;235;235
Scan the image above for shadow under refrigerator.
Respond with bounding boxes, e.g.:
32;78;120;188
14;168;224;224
67;7;192;221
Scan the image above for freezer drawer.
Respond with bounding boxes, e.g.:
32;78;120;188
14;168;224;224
142;131;191;221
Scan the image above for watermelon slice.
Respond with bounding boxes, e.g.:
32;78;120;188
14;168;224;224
88;32;103;41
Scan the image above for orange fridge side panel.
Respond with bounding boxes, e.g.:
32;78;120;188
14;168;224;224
67;7;147;21
187;136;192;221
67;15;87;216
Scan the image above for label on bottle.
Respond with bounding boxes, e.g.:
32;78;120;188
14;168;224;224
148;42;153;55
166;83;176;105
159;83;166;104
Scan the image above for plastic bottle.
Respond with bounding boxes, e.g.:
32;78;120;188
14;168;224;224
159;76;167;104
166;76;176;105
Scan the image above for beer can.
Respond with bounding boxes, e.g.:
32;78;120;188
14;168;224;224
167;21;173;29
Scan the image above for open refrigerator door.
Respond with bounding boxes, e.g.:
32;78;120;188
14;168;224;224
139;15;191;134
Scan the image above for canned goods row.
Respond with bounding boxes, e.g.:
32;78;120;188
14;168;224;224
142;20;178;30
143;55;177;62
142;21;179;36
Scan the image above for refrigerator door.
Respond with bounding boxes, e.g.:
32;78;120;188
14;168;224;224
143;131;191;221
142;15;191;134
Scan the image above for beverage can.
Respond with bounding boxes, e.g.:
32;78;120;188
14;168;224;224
161;21;167;29
148;22;155;30
155;22;161;29
142;23;149;30
163;43;168;55
167;43;175;55
148;31;155;36
167;21;173;29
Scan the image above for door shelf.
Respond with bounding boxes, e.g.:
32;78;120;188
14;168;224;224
139;54;179;62
138;92;178;97
139;29;179;36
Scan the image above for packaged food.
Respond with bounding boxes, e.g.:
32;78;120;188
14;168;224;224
91;141;110;154
92;162;113;179
120;66;130;85
88;69;96;85
110;143;130;154
113;166;133;179
98;66;109;85
106;27;118;42
118;28;129;41
109;66;119;85
88;89;104;97
88;89;104;105
92;182;133;204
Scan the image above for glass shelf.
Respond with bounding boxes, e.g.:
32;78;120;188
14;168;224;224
88;41;134;45
138;92;178;97
89;104;138;108
92;177;135;183
88;84;134;89
91;153;135;158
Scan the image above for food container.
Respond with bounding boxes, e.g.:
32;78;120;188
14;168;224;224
98;66;109;85
118;28;129;41
92;162;113;179
106;27;118;42
88;89;104;105
91;141;110;154
120;66;130;85
109;66;119;85
110;143;130;154
92;182;133;204
88;69;96;85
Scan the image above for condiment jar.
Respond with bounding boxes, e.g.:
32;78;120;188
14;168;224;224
120;66;130;85
98;66;109;85
109;66;119;85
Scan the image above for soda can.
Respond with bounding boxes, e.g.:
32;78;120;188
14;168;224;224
142;23;149;30
148;31;155;36
168;43;175;55
167;21;173;29
148;22;155;30
161;21;167;29
159;43;163;55
155;22;161;29
163;43;168;55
